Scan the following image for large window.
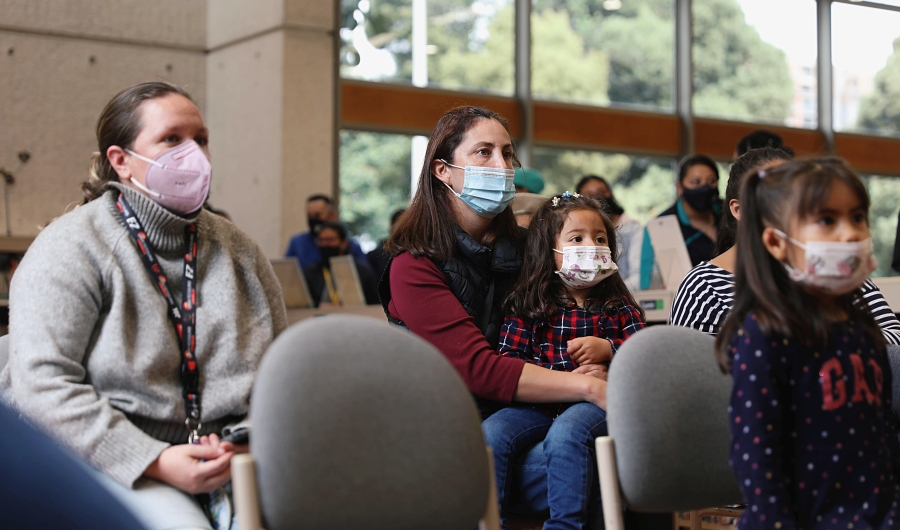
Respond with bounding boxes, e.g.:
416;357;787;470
531;0;675;111
863;175;900;278
531;147;676;225
338;0;900;284
340;0;515;94
692;0;817;128
832;2;900;136
339;131;413;251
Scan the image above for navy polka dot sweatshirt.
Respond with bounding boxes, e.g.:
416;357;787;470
728;312;900;530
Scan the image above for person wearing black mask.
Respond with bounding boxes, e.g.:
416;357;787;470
638;154;722;290
575;175;642;291
285;194;367;270
303;221;379;307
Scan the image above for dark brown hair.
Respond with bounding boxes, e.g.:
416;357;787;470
714;147;794;255
505;194;645;321
714;158;884;370
82;81;193;204
677;154;719;184
735;129;794;158
385;105;520;260
315;221;347;241
575;175;610;195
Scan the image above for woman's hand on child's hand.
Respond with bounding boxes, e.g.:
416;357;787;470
573;363;609;381
567;336;612;365
143;433;235;494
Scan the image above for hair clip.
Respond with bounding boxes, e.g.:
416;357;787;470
552;191;582;207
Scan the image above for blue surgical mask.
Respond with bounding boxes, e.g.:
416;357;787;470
440;160;516;218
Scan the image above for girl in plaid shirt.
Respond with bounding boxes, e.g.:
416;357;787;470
482;192;646;529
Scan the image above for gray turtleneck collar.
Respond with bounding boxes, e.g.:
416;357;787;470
106;182;204;254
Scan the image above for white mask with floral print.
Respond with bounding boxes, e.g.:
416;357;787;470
553;245;619;289
773;229;875;295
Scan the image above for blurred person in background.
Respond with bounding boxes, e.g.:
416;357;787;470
576;175;641;291
305;221;379;307
639;154;722;290
285;194;366;269
367;208;406;279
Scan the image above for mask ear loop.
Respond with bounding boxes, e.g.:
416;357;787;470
772;228;807;250
123;149;163;198
125;149;166;169
437;159;463;198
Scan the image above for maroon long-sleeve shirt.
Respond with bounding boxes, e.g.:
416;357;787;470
388;251;525;404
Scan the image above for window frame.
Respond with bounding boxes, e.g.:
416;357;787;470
339;0;900;175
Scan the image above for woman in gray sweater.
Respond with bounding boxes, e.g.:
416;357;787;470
0;82;287;529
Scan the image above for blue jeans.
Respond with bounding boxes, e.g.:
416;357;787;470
482;402;608;530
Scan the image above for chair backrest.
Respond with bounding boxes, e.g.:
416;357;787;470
606;325;742;512
250;315;490;530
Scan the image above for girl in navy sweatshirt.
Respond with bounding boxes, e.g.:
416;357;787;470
715;158;900;530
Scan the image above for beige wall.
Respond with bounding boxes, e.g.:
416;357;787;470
206;0;337;257
1;0;338;257
0;0;206;235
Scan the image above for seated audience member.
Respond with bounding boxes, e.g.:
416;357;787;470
305;221;379;307
366;208;406;279
576;174;642;291
669;147;900;344
639;154;722;290
0;82;287;530
513;166;546;194
510;192;548;228
714;158;896;530
733;129;794;160
485;192;645;528
285;194;366;269
0;401;147;530
381;105;608;526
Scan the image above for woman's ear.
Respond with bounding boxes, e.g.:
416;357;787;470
106;146;131;181
761;227;787;261
729;199;740;221
675;181;683;197
432;159;452;186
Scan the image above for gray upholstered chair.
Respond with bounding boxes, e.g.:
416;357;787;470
232;315;500;530
595;326;743;530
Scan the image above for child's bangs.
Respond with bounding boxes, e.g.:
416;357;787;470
791;162;870;221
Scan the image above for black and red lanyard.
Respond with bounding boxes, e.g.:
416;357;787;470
117;194;202;443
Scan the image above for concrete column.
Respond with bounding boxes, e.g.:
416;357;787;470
206;0;338;257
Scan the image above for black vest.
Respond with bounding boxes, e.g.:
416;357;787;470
378;226;522;417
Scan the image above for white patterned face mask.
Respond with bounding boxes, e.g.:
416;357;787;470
553;246;619;289
773;229;876;295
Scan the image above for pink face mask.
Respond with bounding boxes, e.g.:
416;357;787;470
125;140;211;215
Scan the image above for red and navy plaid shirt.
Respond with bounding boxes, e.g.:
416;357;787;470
498;299;646;371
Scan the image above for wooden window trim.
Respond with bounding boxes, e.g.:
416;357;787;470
341;80;900;176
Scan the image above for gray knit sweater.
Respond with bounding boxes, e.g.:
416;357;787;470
0;184;287;487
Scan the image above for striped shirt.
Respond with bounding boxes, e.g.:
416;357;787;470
669;261;900;345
